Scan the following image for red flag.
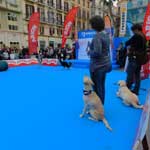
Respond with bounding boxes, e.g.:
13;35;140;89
28;12;40;55
143;2;150;40
61;7;78;48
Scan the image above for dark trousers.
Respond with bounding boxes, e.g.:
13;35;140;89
90;68;107;105
126;60;141;95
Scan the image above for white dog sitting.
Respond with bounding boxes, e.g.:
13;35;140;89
116;80;143;109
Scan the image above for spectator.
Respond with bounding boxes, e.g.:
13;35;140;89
116;42;126;68
125;23;147;95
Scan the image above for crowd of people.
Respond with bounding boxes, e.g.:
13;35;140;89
0;44;76;61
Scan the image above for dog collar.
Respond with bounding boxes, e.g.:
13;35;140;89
83;90;92;95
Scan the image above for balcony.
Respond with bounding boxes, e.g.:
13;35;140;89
25;0;37;2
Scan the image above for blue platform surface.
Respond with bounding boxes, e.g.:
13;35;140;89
0;65;149;150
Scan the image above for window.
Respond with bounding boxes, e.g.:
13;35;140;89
57;28;62;36
40;41;46;50
56;13;62;25
87;12;89;20
83;0;85;6
82;9;86;19
25;4;34;19
47;0;54;7
87;1;90;8
82;22;85;30
40;26;44;35
64;2;69;12
49;27;55;35
8;25;18;31
8;12;17;21
0;41;3;49
77;21;81;31
77;9;81;18
56;0;62;9
38;0;44;4
38;7;45;22
10;42;19;49
47;11;55;23
7;0;17;5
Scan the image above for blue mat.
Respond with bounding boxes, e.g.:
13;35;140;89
0;65;149;150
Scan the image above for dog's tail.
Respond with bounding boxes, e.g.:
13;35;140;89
132;103;143;109
102;118;112;131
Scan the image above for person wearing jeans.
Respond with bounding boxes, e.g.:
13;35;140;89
87;16;112;105
125;23;146;95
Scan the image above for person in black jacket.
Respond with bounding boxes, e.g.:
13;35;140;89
125;24;147;95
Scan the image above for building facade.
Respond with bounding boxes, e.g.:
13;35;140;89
0;0;24;48
127;0;148;24
0;0;91;49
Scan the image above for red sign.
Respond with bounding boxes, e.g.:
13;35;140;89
61;7;79;48
143;2;150;40
28;12;40;55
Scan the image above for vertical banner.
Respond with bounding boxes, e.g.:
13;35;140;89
119;1;127;37
142;2;150;79
28;12;40;55
143;2;150;41
61;7;78;48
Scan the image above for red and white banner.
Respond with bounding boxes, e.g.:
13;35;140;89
143;2;150;40
28;12;40;55
61;7;78;48
6;58;59;67
6;58;38;67
142;2;150;79
42;59;58;66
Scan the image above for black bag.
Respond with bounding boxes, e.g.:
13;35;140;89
135;34;149;65
135;51;149;65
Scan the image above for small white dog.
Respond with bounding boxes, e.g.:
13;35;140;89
80;76;112;131
116;80;143;109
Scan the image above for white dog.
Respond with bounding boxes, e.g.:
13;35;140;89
116;80;143;109
80;76;112;131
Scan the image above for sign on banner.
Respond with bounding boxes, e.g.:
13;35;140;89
77;30;96;60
